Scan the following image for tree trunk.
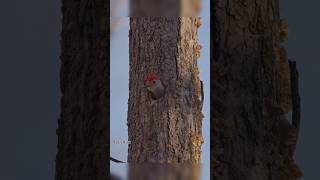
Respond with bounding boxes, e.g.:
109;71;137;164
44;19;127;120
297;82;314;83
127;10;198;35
55;1;108;180
213;0;302;180
127;17;203;164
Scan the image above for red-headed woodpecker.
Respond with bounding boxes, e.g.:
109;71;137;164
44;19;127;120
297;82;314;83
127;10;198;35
145;73;165;100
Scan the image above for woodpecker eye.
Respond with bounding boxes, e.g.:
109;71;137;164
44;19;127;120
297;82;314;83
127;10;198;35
152;80;156;84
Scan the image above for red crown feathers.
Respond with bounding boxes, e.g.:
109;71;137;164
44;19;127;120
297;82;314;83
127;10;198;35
145;73;160;83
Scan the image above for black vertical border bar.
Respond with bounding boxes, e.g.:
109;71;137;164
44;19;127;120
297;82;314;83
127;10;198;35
107;0;110;178
210;0;215;179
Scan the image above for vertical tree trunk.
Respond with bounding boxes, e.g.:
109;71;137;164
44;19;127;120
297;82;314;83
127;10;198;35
55;1;108;180
213;0;301;180
127;16;203;163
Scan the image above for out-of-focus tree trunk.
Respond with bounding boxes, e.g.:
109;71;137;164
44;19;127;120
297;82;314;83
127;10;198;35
213;0;302;180
127;15;203;163
110;0;124;34
55;0;108;180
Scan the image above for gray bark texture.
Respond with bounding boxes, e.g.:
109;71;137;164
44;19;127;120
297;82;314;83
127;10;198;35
55;0;108;180
213;0;302;180
128;17;203;163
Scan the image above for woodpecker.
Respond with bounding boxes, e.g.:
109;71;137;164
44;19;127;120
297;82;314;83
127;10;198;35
145;73;165;100
200;80;204;110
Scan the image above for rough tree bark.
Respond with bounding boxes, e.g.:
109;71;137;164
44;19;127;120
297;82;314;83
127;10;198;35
213;0;302;180
127;16;203;163
55;1;108;180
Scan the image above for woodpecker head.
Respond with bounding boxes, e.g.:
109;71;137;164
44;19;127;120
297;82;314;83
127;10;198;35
145;73;161;89
145;73;165;100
